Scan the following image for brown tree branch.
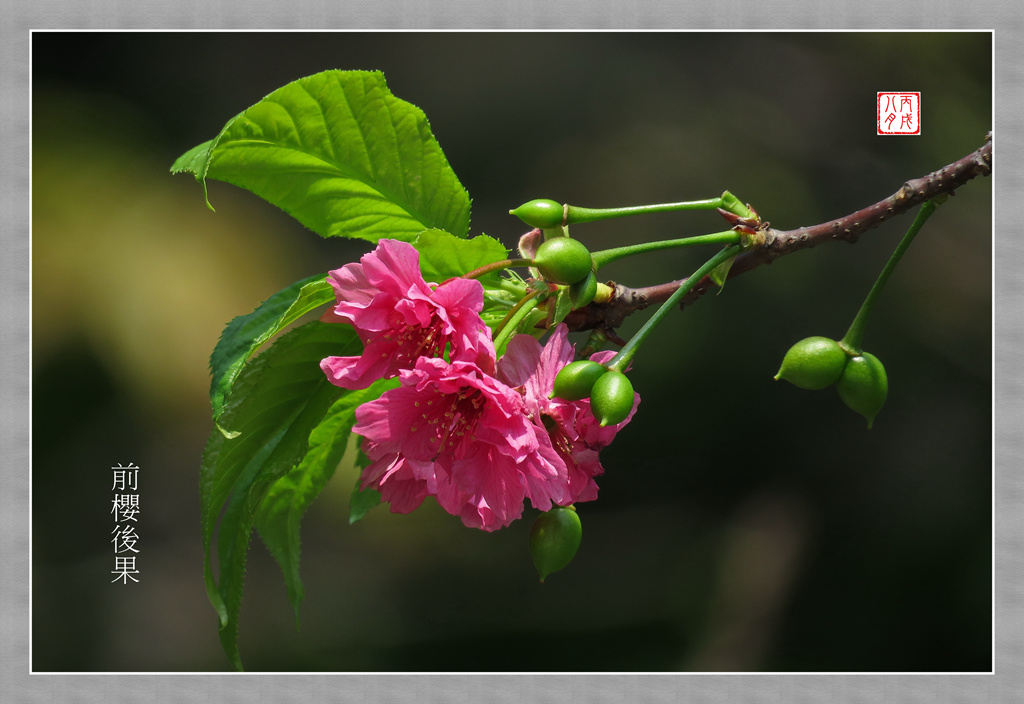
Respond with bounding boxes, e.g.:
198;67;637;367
564;134;993;335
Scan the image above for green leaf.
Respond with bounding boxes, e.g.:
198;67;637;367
479;290;519;331
172;70;471;242
350;440;385;521
254;377;396;628
709;251;738;290
552;286;573;326
200;321;360;670
209;273;334;423
349;484;382;525
413;229;508;284
171;139;216;206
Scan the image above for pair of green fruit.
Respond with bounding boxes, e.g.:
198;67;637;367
551;360;634;427
775;336;888;428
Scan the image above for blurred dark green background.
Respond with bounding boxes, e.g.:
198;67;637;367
31;31;992;672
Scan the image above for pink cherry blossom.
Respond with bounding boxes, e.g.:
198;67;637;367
320;239;494;390
498;325;639;504
353;356;569;531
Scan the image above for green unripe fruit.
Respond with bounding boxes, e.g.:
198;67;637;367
589;370;635;427
774;336;848;390
510;199;564;229
533;237;594;285
836;352;887;429
530;505;582;583
551;360;607;401
569;270;598;309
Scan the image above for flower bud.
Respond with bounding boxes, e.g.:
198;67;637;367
510;199;564;229
551;360;607;401
836;352;888;428
774;336;848;390
589;370;635;427
530;506;582;583
533;237;594;286
517;228;543;260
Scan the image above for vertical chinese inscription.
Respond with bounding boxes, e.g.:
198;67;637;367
877;92;921;135
110;463;140;584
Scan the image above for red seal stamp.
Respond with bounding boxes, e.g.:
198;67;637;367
877;92;921;135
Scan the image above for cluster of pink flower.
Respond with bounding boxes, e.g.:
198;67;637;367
320;239;638;531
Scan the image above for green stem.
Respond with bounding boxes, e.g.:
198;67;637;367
592;230;742;270
839;199;940;355
566;198;724;224
494;277;529;297
493;289;542;351
463;258;533;280
607;245;741;372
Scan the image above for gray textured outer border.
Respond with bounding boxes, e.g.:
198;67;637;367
5;6;1019;704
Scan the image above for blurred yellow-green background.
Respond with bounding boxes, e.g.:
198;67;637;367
32;31;992;672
